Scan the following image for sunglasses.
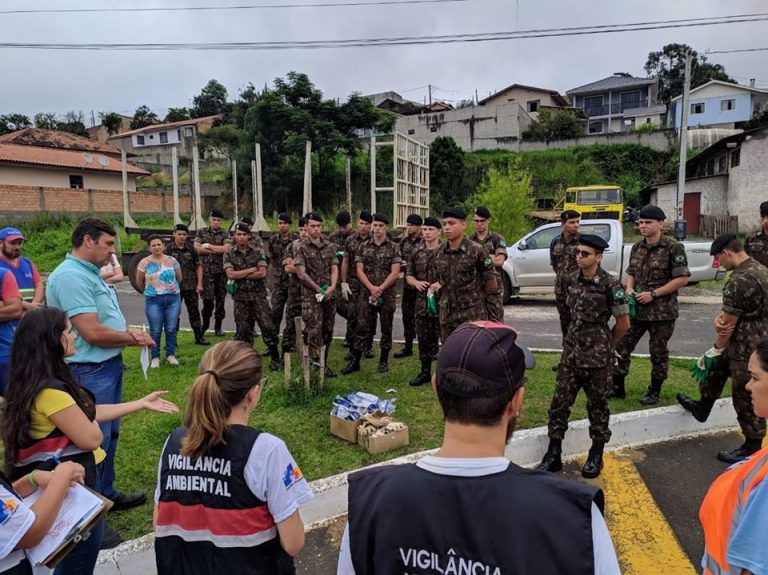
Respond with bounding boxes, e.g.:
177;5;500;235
576;250;597;258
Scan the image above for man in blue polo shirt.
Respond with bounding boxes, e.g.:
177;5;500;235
0;268;22;395
46;218;155;548
0;227;44;310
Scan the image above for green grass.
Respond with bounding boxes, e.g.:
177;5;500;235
106;331;714;540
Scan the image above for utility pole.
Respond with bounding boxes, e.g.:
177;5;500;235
428;84;432;106
674;50;692;240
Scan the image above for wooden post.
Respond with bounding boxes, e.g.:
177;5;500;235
294;316;310;389
345;156;352;213
232;159;239;223
192;146;205;229
319;345;326;387
171;147;182;225
283;353;291;387
121;150;138;228
254;142;268;231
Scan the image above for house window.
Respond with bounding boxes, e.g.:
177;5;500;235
69;175;83;189
159;131;168;144
407;129;415;135
731;148;741;168
588;121;604;134
691;102;705;114
184;127;194;137
136;135;145;145
706;157;716;176
720;99;735;111
527;100;540;113
429;125;438;132
584;95;604;115
717;154;727;174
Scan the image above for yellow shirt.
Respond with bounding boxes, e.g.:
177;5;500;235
31;389;106;464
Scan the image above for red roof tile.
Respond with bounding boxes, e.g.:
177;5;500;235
0;144;150;176
109;115;221;139
0;128;124;156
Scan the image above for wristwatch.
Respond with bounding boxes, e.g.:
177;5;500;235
650;289;658;299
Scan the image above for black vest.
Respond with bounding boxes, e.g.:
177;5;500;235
155;425;294;575
0;473;32;575
349;462;602;575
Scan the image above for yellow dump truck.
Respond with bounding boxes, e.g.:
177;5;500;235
563;185;624;221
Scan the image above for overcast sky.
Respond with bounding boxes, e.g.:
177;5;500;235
1;0;766;123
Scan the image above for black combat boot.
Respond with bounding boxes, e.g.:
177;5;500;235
364;348;375;359
214;319;224;337
581;441;605;478
394;341;413;359
341;351;361;375
281;345;295;357
607;375;625;399
194;328;210;346
717;438;763;464
268;346;282;372
378;349;390;373
201;316;211;338
537;439;563;473
640;378;664;405
676;393;715;422
409;360;432;386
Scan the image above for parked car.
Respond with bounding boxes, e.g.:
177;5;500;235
500;219;725;303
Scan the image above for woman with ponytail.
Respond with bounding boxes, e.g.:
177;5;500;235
154;341;312;574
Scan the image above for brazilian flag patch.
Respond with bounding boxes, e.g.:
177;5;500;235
675;255;686;263
499;240;507;248
723;285;734;297
484;258;492;268
613;288;625;301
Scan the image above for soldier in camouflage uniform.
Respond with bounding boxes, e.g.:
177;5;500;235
394;214;424;358
468;206;508;323
550;210;581;338
744;200;768;267
340;211;374;360
328;211;354;347
281;217;307;355
167;224;208;345
266;213;296;347
406;216;442;386
223;223;281;371
431;208;496;342
609;206;690;405
677;234;768;463
238;216;264;250
294;212;338;377
194;209;230;337
342;213;402;375
538;234;630;479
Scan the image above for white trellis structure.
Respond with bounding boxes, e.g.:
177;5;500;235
370;132;430;227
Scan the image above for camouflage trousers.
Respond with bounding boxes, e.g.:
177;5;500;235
177;289;202;334
201;272;227;326
401;287;417;344
270;278;290;336
354;292;394;353
699;353;766;441
485;292;505;323
282;282;303;352
548;364;612;443
439;302;487;343
335;291;356;344
614;319;676;382
302;296;337;361
554;292;571;341
233;298;278;349
416;315;440;362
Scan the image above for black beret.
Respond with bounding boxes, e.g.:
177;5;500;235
298;217;307;227
241;216;254;226
423;216;442;229
210;209;225;219
761;201;768;216
234;222;251;233
710;233;739;255
561;209;581;222
359;210;373;224
277;213;292;224
578;234;609;253
639;205;666;221
174;224;189;232
442;207;467;220
406;213;423;226
306;211;323;223
372;212;389;225
336;211;351;226
474;206;491;219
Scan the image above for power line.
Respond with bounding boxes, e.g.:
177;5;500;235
709;47;768;54
0;0;468;15
2;14;767;50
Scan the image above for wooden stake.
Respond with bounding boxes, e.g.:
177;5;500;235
319;345;326;387
283;353;291;387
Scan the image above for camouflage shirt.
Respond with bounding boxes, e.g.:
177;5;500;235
355;238;403;295
328;230;353;265
434;238;495;313
166;242;200;291
284;239;302;296
722;257;768;361
469;231;507;295
194;227;229;274
267;232;297;286
550;232;580;292
626;235;691;321
343;233;370;286
294;237;338;299
562;267;628;368
407;244;441;317
744;228;768;268
222;244;268;301
399;233;424;277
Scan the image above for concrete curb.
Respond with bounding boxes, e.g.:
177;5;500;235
96;398;738;571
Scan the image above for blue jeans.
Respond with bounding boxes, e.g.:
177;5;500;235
69;354;124;500
145;293;181;359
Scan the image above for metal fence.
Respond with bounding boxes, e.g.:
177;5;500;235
700;214;738;238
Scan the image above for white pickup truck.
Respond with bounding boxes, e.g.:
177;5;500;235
500;219;726;303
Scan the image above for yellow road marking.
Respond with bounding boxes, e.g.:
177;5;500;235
592;453;696;575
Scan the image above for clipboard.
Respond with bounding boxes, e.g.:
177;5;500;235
24;483;113;569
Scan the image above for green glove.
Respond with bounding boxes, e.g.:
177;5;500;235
426;288;438;316
225;279;238;295
690;346;724;384
627;294;637;319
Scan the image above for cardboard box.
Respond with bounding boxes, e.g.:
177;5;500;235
330;414;360;443
357;425;409;455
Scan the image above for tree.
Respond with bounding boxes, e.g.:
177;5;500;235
0;113;31;135
429;137;467;209
644;43;735;105
191;79;229;118
34;112;58;130
99;112;123;135
198;124;243;159
130;105;159;130
456;99;475;109
56;111;88;136
164;107;190;122
522;108;583;142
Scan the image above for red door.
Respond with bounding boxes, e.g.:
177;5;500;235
683;192;701;235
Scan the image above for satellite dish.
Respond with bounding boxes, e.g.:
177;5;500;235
98;156;109;166
83;153;93;164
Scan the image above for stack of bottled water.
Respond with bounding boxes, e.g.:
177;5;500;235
331;391;395;421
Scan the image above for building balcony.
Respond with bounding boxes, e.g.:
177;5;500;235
583;98;649;117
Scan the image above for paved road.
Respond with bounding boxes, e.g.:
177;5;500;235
114;283;721;357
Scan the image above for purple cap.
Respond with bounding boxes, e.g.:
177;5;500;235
437;321;535;397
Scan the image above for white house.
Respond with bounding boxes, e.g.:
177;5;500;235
669;80;768;129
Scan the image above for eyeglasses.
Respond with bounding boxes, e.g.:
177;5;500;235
576;250;597;258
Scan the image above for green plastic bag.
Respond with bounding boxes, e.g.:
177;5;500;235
226;279;238;295
426;290;438;316
690;354;717;385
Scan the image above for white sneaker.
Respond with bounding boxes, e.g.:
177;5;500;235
167;356;179;366
150;358;160;369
